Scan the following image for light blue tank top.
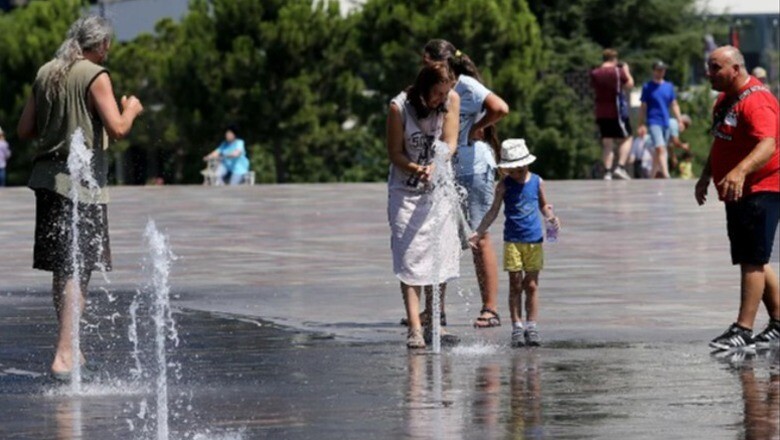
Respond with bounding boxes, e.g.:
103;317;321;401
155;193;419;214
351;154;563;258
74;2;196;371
503;173;543;243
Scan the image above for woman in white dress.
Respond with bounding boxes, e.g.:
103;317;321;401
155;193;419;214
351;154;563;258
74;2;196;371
387;62;461;348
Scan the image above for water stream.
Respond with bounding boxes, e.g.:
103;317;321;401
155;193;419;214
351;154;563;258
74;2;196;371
65;128;103;392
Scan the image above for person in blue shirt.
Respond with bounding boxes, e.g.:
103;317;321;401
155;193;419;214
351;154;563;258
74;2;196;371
636;61;683;178
204;125;250;185
469;139;560;348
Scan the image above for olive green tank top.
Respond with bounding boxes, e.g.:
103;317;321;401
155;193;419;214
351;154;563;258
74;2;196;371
28;59;110;203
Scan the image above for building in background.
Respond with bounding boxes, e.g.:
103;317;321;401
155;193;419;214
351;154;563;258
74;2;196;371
698;0;780;88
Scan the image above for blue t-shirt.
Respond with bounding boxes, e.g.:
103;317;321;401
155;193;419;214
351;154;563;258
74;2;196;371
453;75;496;176
217;139;250;174
640;81;676;128
503;173;544;243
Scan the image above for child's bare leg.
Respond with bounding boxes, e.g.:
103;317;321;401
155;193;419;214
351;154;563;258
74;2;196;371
401;282;423;330
523;272;540;323
508;272;524;324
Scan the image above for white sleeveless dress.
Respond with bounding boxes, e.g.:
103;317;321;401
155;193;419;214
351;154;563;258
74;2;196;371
387;92;460;286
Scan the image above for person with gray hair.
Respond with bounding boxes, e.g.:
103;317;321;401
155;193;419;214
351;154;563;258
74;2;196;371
17;15;143;381
697;45;780;352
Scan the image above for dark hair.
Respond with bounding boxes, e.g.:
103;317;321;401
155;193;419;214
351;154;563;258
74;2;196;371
423;39;498;157
423;39;456;62
406;62;455;119
423;39;483;82
226;124;240;137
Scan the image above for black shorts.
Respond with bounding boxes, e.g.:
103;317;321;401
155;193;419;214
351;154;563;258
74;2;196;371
596;118;632;139
34;189;112;274
725;192;780;265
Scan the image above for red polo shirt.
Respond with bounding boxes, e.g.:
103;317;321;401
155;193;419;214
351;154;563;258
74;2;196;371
710;76;780;200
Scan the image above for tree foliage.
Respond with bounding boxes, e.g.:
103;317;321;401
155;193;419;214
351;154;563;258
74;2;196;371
0;0;724;185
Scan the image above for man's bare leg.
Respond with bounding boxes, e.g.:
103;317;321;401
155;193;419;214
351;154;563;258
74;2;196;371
601;138;615;172
737;264;767;330
51;272;90;374
761;263;780;319
616;136;632;169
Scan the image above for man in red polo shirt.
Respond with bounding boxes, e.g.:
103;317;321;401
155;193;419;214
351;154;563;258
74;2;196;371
696;45;780;352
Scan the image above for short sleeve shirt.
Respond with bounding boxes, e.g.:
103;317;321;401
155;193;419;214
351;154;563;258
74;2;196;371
590;66;628;119
710;76;780;199
455;75;491;147
640;81;676;128
453;75;496;176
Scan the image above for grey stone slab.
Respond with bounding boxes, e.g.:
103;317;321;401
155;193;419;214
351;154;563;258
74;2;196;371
0;181;778;439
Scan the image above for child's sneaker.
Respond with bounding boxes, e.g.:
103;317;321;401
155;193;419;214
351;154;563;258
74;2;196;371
406;328;425;349
754;319;780;349
511;328;525;348
709;323;754;351
525;327;541;347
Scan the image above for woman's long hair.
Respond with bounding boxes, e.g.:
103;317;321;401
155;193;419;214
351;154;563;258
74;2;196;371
423;39;498;159
42;15;113;100
423;38;483;82
405;62;455;119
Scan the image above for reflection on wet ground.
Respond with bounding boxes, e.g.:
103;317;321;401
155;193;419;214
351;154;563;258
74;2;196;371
1;294;777;440
1;182;778;439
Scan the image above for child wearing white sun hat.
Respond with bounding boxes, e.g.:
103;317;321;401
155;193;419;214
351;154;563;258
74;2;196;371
469;138;560;348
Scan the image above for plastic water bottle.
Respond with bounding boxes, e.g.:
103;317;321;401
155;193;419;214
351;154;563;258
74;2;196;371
545;206;558;243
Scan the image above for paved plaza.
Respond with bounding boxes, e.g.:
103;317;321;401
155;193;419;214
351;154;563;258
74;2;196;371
0;180;778;439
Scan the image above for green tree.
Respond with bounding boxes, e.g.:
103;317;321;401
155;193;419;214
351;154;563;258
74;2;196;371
0;0;83;185
355;0;553;174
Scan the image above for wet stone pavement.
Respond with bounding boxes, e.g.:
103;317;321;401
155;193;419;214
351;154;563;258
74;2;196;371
0;181;778;439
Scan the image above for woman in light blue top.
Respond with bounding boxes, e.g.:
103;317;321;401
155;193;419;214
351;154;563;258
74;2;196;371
423;39;509;329
204;125;250;185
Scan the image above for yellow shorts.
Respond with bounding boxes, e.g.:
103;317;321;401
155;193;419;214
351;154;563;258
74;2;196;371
504;242;544;272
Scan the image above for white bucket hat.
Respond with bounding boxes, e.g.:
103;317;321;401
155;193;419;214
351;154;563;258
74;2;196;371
498;138;536;168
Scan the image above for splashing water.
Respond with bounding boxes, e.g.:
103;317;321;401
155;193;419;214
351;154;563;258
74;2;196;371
427;141;473;354
128;294;143;380
142;220;178;440
450;341;502;356
65;128;103;393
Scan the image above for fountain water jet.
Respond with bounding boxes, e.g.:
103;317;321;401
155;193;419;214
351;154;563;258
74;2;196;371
64;128;103;392
142;219;178;440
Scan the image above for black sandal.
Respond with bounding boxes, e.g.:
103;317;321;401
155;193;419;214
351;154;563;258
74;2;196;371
473;308;501;328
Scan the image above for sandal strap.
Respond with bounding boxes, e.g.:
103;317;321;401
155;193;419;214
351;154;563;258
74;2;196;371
479;308;499;318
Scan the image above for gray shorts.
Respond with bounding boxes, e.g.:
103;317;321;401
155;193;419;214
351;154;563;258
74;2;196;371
457;171;495;230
